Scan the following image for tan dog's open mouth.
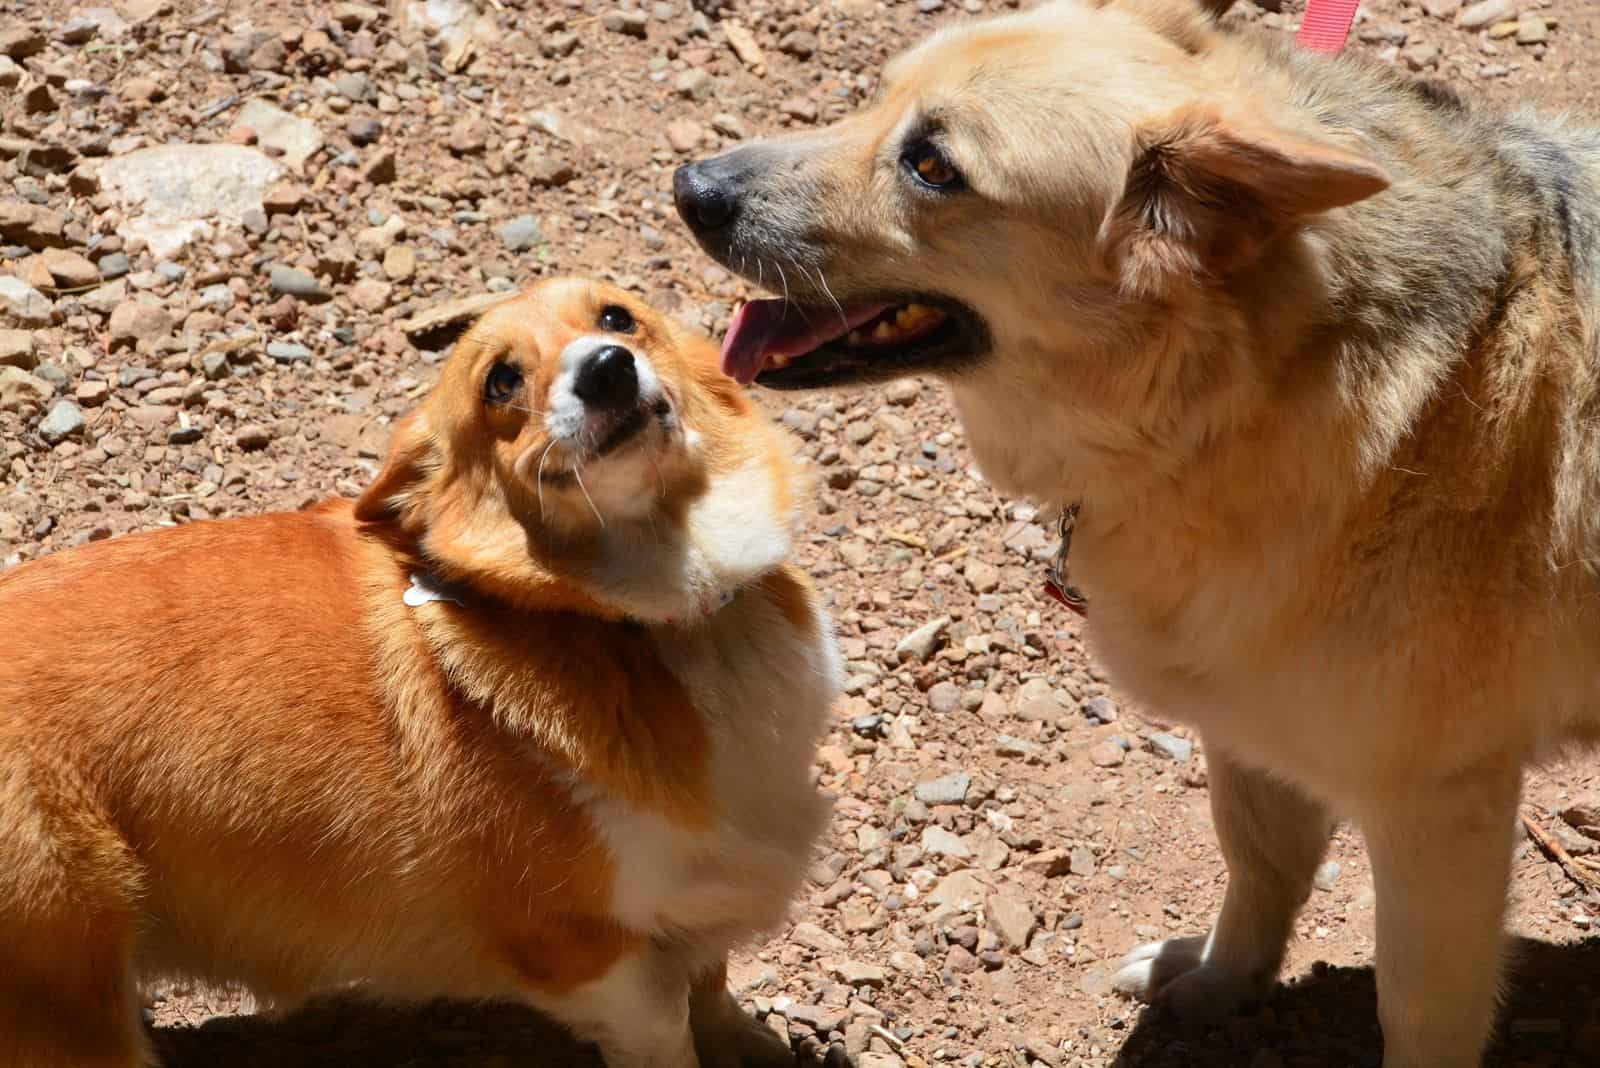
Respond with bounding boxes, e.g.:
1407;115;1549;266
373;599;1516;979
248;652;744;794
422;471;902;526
720;294;988;389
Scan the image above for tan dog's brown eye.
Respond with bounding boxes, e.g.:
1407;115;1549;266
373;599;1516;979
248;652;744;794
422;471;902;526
903;140;963;191
598;305;636;334
483;362;523;405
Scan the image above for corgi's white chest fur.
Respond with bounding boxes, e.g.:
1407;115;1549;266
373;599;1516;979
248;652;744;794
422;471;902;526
575;582;843;951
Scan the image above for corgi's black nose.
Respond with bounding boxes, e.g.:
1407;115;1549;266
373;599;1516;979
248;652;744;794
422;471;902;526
573;345;638;411
673;161;738;232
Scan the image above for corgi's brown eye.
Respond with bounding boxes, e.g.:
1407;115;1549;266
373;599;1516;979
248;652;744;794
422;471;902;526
598;305;635;334
483;362;523;405
903;140;963;191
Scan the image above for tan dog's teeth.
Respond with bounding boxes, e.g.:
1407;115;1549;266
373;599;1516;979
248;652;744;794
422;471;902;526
872;321;896;340
769;353;792;369
848;330;864;345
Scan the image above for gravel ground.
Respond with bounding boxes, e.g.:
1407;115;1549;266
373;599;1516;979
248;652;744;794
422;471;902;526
4;0;1600;1065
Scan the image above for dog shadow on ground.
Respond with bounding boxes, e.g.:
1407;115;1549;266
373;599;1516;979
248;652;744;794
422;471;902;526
1111;935;1600;1067
153;995;830;1068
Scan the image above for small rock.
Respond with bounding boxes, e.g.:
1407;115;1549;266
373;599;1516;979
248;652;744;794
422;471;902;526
922;825;974;860
97;252;131;280
915;772;970;806
986;893;1037;950
40;249;101;289
498;215;544;253
1;28;46;59
1020;849;1072;877
0;276;51;327
0;329;36;369
1089;741;1125;767
1457;0;1517;30
266;341;313;364
39;399;85;444
666;119;704;153
722;21;766;71
383;245;416;282
235;424;273;451
603;9;649;36
778;29;818;58
1148;733;1193;762
1514;17;1549;44
262;182;306;215
897;615;950;662
269;266;332;303
1313;860;1343;891
791;921;846;953
361;149;398;186
830;960;887;988
539;30;579;58
1401;42;1441;71
945;945;980;974
1081;696;1118;723
109;301;172;349
1069;847;1096;877
0;366;51;413
1421;0;1461;18
927;681;962;714
233;100;325;171
347;117;383;146
674;68;715;101
74;379;110;407
964;559;1000;594
779;97;819;123
528;152;576;188
121;77;165;104
349;279;392;312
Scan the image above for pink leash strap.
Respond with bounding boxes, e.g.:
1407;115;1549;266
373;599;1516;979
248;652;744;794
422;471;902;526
1296;0;1360;52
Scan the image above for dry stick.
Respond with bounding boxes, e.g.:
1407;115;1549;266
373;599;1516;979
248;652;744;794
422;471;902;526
1520;808;1600;891
884;529;928;550
932;545;969;564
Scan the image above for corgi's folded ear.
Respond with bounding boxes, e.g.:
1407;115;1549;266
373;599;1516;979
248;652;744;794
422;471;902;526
355;410;437;524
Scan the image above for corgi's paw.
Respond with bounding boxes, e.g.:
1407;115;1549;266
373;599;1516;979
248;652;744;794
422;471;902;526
1112;935;1267;1022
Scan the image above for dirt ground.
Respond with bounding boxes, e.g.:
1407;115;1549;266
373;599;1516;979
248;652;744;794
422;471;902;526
5;0;1600;1065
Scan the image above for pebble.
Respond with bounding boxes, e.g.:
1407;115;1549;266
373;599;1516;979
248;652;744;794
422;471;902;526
0;276;51;327
921;825;974;859
109;301;173;348
927;681;962;714
39;399;86;444
1147;732;1193;762
1313;860;1343;891
266;341;313;364
269;266;332;303
1081;696;1118;723
896;614;950;662
986;892;1038;950
666;120;704;153
914;772;970;806
235;424;273;451
1089;740;1125;767
497;215;544;252
0;329;36;369
347;117;383;146
383;245;417;282
1456;0;1517;30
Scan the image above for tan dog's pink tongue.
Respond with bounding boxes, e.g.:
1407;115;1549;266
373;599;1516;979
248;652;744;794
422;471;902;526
720;299;891;384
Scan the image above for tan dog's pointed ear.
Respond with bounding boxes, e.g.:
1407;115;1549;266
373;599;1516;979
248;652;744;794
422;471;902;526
1105;106;1390;296
355;409;437;523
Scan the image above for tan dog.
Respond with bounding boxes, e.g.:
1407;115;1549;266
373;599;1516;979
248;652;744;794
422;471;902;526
0;278;841;1068
672;1;1600;1064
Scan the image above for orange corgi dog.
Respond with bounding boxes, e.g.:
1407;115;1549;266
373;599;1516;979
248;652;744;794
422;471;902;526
0;277;841;1068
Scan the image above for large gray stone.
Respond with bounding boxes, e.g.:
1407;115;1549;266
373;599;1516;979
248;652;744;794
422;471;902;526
99;144;283;259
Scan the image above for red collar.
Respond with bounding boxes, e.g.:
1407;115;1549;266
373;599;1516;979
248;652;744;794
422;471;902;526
1296;0;1360;52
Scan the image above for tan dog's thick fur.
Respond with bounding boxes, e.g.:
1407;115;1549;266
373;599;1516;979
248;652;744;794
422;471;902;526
673;2;1600;1064
0;278;841;1068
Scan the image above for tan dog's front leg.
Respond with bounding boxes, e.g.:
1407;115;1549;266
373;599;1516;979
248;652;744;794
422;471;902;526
1114;747;1332;1017
1362;773;1519;1068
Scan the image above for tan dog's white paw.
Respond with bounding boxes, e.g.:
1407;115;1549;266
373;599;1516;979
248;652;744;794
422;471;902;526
1111;936;1268;1022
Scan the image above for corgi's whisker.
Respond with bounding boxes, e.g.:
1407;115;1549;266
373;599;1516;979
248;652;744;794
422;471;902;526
572;463;605;528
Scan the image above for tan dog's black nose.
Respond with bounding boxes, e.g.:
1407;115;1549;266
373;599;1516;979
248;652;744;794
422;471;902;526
574;345;639;411
674;162;738;233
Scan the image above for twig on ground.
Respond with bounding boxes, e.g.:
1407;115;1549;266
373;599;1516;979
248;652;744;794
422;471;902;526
1521;807;1600;890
